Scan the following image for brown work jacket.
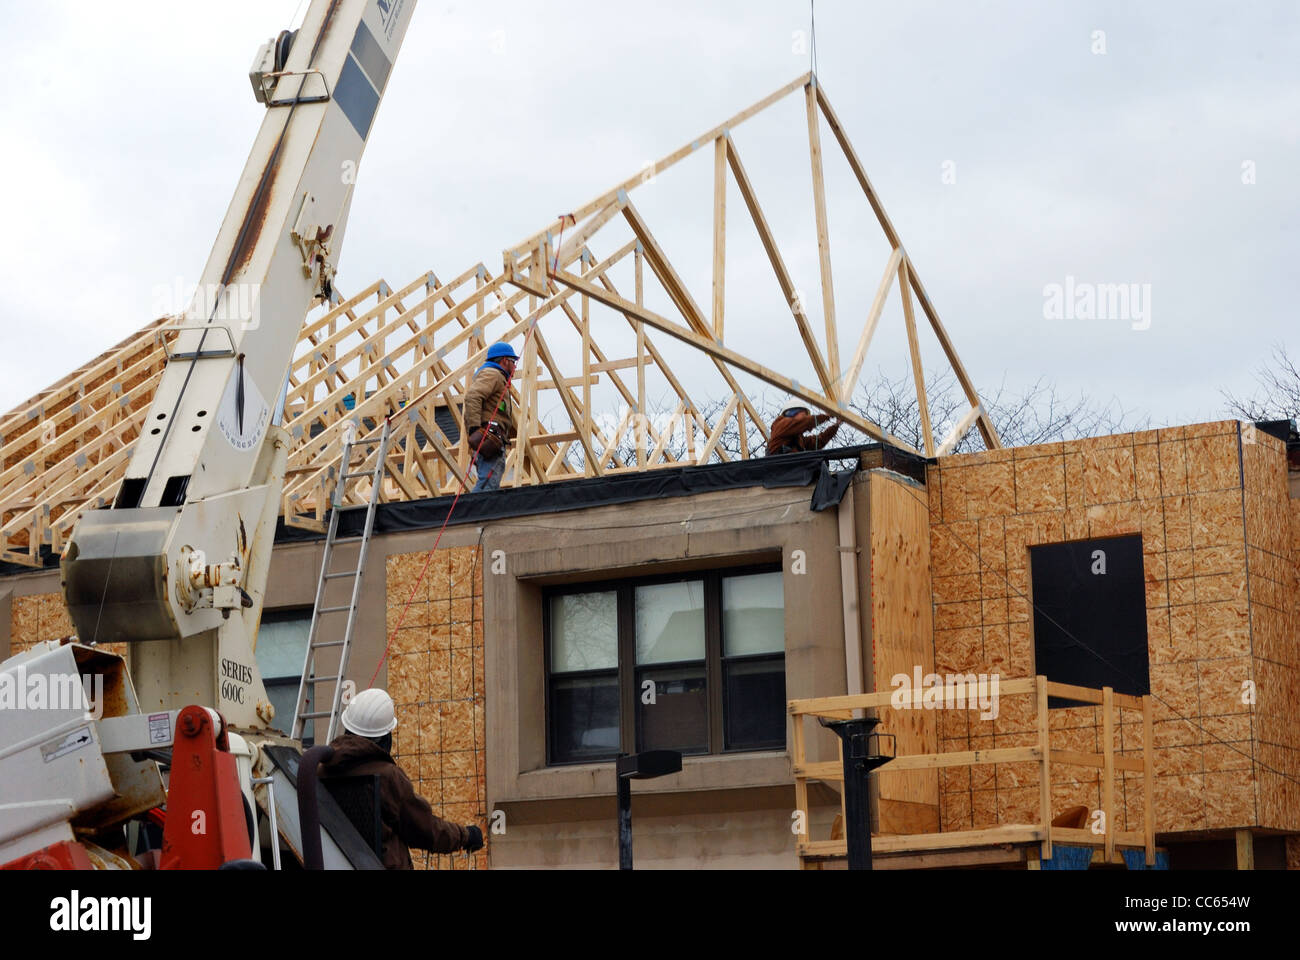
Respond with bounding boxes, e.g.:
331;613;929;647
318;733;470;870
462;363;516;440
766;412;840;456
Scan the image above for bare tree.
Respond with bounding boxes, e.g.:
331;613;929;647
843;368;1147;453
1222;344;1300;422
576;368;1147;467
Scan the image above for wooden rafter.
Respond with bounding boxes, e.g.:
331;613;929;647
504;75;999;462
0;75;998;567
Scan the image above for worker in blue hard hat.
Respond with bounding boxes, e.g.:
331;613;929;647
463;341;521;491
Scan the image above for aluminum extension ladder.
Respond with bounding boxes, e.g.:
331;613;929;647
290;418;391;744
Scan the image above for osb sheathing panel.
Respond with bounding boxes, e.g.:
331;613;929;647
929;420;1300;837
385;545;488;870
868;471;939;814
1243;431;1300;832
8;592;127;659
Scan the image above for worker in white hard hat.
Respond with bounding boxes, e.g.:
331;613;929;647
317;688;484;869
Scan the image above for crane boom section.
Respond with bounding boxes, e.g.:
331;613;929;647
132;0;414;507
60;0;417;727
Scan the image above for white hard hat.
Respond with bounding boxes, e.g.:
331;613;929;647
340;688;398;738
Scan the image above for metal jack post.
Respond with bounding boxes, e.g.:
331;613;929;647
819;716;894;870
615;750;682;870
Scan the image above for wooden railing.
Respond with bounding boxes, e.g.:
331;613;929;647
789;676;1155;867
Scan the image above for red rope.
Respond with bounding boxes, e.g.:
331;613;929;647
550;213;575;277
367;367;516;687
364;222;568;688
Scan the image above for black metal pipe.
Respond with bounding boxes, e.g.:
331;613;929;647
821;717;891;871
297;744;335;870
617;772;632;870
614;750;681;870
840;723;874;870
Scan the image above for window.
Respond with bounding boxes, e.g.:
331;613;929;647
256;608;314;744
545;567;785;764
1029;535;1150;707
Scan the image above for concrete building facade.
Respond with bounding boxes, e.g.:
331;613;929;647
3;422;1297;869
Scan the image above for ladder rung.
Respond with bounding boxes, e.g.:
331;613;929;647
295;427;385;743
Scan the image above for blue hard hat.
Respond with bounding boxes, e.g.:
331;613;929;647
486;342;519;361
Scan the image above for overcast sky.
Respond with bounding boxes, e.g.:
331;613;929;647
1;0;1296;433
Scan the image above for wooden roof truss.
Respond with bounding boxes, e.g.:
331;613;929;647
0;73;997;562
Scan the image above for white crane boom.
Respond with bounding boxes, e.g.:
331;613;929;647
60;0;417;729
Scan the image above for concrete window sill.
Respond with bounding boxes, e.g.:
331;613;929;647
499;750;793;804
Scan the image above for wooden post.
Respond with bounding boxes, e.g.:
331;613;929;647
898;258;934;456
635;244;647;470
581;253;592;477
1142;695;1155;865
724;141;837;400
1235;830;1254;870
1037;675;1052;863
531;329;602;477
791;709;809;865
813;81;1001;449
512;331;539;488
805;81;839;392
842;247;900;404
549;269;905;450
1102;686;1115;864
505;73;810;264
712;135;726;342
620;203;770;442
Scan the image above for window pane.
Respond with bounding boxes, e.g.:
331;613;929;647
264;678;312;743
255;612;312;678
550;592;618;673
724;657;786;750
550;674;620;762
636;664;708;754
635;580;705;664
722;572;784;656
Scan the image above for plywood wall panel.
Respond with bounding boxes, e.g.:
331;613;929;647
929;419;1300;837
387;544;488;870
7;591;126;659
868;471;940;817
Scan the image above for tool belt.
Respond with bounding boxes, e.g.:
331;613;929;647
468;422;506;460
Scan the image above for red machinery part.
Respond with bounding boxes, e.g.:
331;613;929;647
159;705;252;869
1;840;94;870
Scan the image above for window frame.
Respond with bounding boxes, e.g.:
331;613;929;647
543;563;784;765
257;605;316;745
